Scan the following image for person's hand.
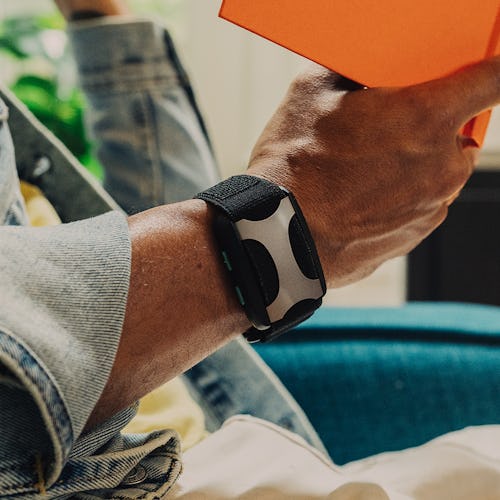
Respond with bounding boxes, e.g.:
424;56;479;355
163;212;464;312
54;0;129;20
248;58;500;287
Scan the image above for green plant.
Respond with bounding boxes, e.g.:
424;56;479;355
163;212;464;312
0;3;186;182
0;13;103;180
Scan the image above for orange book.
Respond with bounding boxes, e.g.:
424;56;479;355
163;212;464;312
220;0;500;146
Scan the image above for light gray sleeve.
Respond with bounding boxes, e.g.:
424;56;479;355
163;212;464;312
0;211;131;490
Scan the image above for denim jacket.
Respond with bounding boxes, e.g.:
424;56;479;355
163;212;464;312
0;17;220;499
0;17;325;499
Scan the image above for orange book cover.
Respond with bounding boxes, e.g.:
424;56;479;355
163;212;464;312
220;0;500;146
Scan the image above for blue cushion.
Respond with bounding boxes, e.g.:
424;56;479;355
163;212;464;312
255;303;500;464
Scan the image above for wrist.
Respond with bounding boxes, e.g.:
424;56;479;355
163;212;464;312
89;200;248;428
124;199;250;356
195;176;326;342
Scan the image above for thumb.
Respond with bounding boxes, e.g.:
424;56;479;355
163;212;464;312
421;55;500;128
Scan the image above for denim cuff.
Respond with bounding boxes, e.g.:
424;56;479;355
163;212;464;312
0;211;131;493
55;405;182;499
68;19;180;93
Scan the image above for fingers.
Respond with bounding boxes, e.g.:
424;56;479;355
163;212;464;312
54;0;129;20
420;55;500;128
445;189;461;206
459;136;481;171
444;139;477;206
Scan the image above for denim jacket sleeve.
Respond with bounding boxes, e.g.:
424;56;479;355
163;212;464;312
0;214;181;499
68;17;220;214
0;17;202;500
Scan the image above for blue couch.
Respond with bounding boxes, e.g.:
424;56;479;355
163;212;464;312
255;303;500;464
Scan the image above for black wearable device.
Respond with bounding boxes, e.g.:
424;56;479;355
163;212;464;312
196;175;326;343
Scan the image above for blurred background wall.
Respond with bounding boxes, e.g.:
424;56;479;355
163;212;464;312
2;0;500;307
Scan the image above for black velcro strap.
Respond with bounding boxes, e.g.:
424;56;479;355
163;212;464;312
195;175;286;221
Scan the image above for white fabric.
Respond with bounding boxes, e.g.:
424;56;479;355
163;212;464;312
170;416;500;499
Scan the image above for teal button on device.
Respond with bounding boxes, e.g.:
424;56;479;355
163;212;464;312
235;286;245;306
222;251;232;271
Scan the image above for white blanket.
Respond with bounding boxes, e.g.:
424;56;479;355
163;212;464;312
171;415;500;499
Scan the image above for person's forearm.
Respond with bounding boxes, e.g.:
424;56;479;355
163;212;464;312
86;200;249;429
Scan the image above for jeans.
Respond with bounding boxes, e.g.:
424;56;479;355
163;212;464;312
0;96;27;226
